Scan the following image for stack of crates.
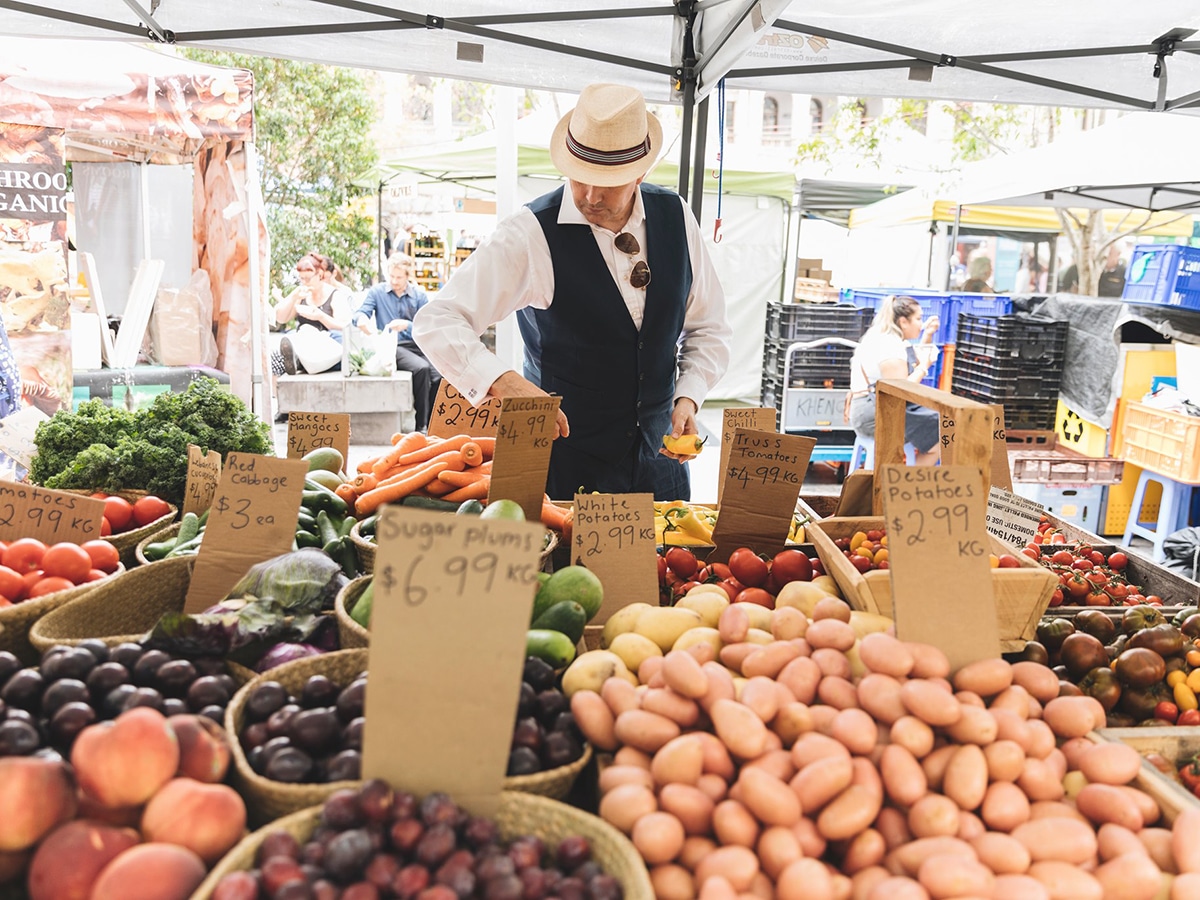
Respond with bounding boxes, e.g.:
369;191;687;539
760;302;872;434
950;313;1068;432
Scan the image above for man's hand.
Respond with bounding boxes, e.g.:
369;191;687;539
660;398;698;462
487;371;570;438
389;319;412;333
356;319;376;335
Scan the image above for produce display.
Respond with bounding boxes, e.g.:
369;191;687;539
658;545;823;608
209;781;625;900
1032;544;1167;609
564;597;1200;899
0;641;241;758
0;538;120;606
94;492;173;538
1034;605;1200;726
654;503;809;547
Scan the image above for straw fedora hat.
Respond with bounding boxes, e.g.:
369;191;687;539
549;83;663;187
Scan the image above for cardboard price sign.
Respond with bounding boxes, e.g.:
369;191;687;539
990;407;1013;492
986;486;1044;550
488;396;561;521
573;493;657;622
286;411;350;463
880;465;1001;671
183;453;308;613
718;408;776;503
0;406;48;470
363;506;545;816
0;481;105;544
711;429;815;557
183;444;222;518
429;381;503;438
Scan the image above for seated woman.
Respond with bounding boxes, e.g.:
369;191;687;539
271;252;354;375
846;295;942;466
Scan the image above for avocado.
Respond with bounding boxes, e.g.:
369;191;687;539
531;600;588;645
304;446;345;475
526;629;577;670
537;566;604;622
307;468;345;492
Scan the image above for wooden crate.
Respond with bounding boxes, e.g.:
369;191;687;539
809;516;1057;651
1091;728;1200;824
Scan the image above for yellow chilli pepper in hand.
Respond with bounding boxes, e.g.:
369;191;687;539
662;434;707;458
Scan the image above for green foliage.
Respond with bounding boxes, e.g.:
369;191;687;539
27;401;135;486
182;49;379;287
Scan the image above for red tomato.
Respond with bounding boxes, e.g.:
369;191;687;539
811;558;825;577
1071;558;1093;571
102;496;134;533
1181;709;1200;727
40;543;93;585
20;569;42;595
27;576;75;598
1155;701;1180;725
708;562;732;581
1049;587;1064;607
664;548;698;579
1064;572;1091;600
89;492;109;500
131;495;172;528
2;538;46;574
656;555;668;585
99;517;112;537
727;548;769;588
770;549;813;586
1108;551;1129;571
84;569;109;582
734;587;775;609
996;554;1022;569
1021;547;1040;559
0;565;24;602
79;540;120;575
849;554;874;574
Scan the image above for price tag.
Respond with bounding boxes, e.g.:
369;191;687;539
183;444;222;518
718;408;777;503
711;429;815;558
428;381;503;438
363;506;545;816
0;406;48;470
286;411;350;463
572;492;657;623
880;465;1000;671
0;480;105;544
990;406;1013;492
986;486;1044;550
183;453;308;613
488;396;561;521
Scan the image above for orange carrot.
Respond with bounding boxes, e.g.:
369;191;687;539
460;441;483;467
350;473;378;494
335;483;358;506
541;501;570;530
422;479;455;497
356;458;375;474
395;434;470;467
390;432;408;445
376;452;465;488
355;460;453;515
437;469;488;488
371;431;429;477
474;437;496;460
442;480;490;503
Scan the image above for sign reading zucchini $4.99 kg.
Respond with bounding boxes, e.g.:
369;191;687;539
363;506;546;817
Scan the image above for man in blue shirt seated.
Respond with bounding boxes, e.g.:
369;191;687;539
354;252;442;430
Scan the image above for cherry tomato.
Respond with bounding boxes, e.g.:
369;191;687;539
1050;550;1075;566
40;543;92;585
84;569;109;583
715;578;740;602
1049;586;1064;607
1071;558;1093;571
849;554;874;574
996;554;1022;569
1064;572;1091;600
728;548;769;588
734;587;775;609
770;549;813;586
1155;701;1180;725
0;565;24;602
1021;547;1040;559
101;496;134;533
2;538;46;574
1181;709;1200;727
1108;551;1129;571
664;547;698;580
811;558;825;577
708;562;732;581
1089;550;1106;567
27;576;76;598
131;495;172;528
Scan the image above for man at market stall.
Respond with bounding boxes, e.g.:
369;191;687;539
413;83;731;500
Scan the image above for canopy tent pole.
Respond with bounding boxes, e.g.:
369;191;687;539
676;0;698;201
689;96;709;221
678;79;695;201
377;180;385;282
945;204;962;290
245;141;266;418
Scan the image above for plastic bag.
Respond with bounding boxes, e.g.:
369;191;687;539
149;270;219;367
1162;527;1200;581
343;327;397;378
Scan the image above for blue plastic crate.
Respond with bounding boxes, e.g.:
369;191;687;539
838;288;1010;345
946;294;1013;340
1123;244;1200;311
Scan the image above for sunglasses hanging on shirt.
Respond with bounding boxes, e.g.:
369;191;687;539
614;232;651;289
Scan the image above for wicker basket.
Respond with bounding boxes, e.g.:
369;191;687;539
351;522;558;577
135;521;184;567
28;556;193;655
0;564;127;664
60;488;177;569
334;574;370;649
194;791;652;900
228;649;594;826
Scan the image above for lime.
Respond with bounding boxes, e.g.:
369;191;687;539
480;499;526;521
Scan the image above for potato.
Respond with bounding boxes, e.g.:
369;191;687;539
710;699;769;760
599;764;655;793
1042;696;1098;740
993;874;1049;900
662;650;708;700
1076;783;1144;831
813;648;853;679
980;781;1031;832
718;605;751;644
1079;742;1142;786
1140;827;1176;873
905;642;951;679
857;632;914;678
652;734;705;787
908;794;960;839
887;835;977;878
739;767;801;827
695;843;760;891
636;607;705;652
672;627;723;660
643;687;701;728
1011;661;1061;703
608;632;664;677
807;619;857;652
1175;808;1200;873
1016;757;1065;802
570;690;617;750
771;607;808;641
651;864;696;900
1028;861;1102;899
943;744;988;812
952;657;1013;697
900;680;962;727
812;574;841;596
733;602;774;632
791;754;854;812
983;739;1026;783
832;708;878;756
971;831;1031;874
1097;823;1147;862
1174;872;1200;898
842;829;887;875
1012;817;1098;864
599;783;657;833
602;602;653;648
818;785;882;841
818;675;861;711
857;673;907;726
563;651;634;697
880;744;927;807
740;676;780;723
757;826;802;881
743;642;802;679
677;591;729;628
776;858;834;900
614;709;681;754
890;716;935;759
944;703;999;746
917;852;995;899
776;656;821;704
632;811;687;865
775;581;836;616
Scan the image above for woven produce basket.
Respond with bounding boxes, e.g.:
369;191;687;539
28;556;193;655
351;521;558;577
228;649;594;826
60;488;177;568
0;564;126;664
135;521;183;567
334;574;370;649
194;790;652;900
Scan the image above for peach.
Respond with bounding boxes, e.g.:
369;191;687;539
27;820;140;900
141;777;247;864
90;843;206;900
0;756;77;851
72;707;179;808
168;714;231;783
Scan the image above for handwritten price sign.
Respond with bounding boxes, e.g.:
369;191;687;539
880;465;1000;670
719;408;776;503
183;445;221;518
573;493;657;622
428;381;503;438
0;481;105;544
364;506;545;816
489;397;560;521
286;412;350;462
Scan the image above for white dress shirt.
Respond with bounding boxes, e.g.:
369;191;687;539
412;185;732;409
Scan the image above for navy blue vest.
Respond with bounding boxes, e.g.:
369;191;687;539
518;184;691;465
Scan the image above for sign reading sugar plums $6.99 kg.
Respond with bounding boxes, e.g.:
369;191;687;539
364;505;546;816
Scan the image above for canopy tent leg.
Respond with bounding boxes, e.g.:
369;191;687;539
689;96;709;222
678;76;695;201
245;141;266;419
945;204;962;290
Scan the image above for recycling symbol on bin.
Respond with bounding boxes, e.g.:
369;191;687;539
1061;410;1085;444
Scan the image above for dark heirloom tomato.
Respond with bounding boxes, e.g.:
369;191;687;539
1122;605;1167;634
1073;609;1116;645
1128;623;1185;658
1113;647;1167;688
1181;615;1200;640
1057;681;1083;697
1078;666;1122;711
1036;618;1075;652
1060;633;1109;678
1117;681;1171;721
1018;641;1049;666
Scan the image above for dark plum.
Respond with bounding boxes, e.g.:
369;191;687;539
541;732;580;770
132;649;171;686
41;647;96;682
210;870;259;900
257;830;302;864
245;681;289;721
522;656;556;692
302;841;327;867
391;864;430;899
108;642;144;670
507;837;542;871
154;659;197;696
511;718;542;754
260;735;292;762
76;639;109;663
186;675;230;710
302;674;341;708
102;683;137;717
335;681;366;723
246;745;268;774
273;878;315;900
261;857;306;896
517;682;537;720
326;749;361;782
311;880;340;900
389;817;424;854
241;722;270;749
392;791;418;821
289;708;341;753
86;661;129;698
264;746;314;783
193;656;227;677
415;823;456;868
340;884;380;900
555;876;587;900
41;678;89;716
4;708;34;727
358;779;394;824
214;673;237;697
364;853;401;890
198;703;225;724
1;669;43;711
551;711;579;736
267;703;302;738
572;861;602;883
325;828;374;882
342;717;364;751
555;836;591;872
535;690;569;724
0;651;21;687
436;865;475;898
161;697;188;717
483;873;524;900
121;686;164;712
506;747;539;777
588;873;623;900
464;817;498;850
474;854;515;882
0;719;40;755
322;789;365;830
48;701;95;746
415;887;456;900
419;793;460;828
517;867;550;900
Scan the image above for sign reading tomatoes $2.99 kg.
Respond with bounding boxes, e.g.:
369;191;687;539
364;506;547;816
0;480;106;545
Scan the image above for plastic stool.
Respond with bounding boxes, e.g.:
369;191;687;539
850;434;918;470
1122;470;1194;562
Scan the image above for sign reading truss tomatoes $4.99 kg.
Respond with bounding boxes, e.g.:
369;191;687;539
879;464;1001;671
364;505;546;816
0;480;105;544
183;453;309;613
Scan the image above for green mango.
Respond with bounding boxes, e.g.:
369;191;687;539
349;580;374;629
526;629;577;670
531;600;588;646
303;446;345;475
536;566;604;622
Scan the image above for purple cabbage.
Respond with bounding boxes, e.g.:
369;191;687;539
254;642;323;673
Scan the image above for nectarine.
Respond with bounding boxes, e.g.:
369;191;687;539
72;707;179;808
27;820;139;900
0;756;76;851
169;714;231;783
89;843;206;900
141;777;246;864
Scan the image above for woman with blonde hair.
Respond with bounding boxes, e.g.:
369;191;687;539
962;254;994;293
846;295;941;466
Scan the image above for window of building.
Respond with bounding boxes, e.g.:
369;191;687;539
810;98;823;132
763;96;779;135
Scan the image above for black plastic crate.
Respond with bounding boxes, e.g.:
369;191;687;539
954;313;1068;363
766;301;873;342
954;388;1058;431
763;338;855;388
950;355;1063;401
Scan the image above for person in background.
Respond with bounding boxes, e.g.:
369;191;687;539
1058;256;1080;293
1097;244;1127;297
413;82;731;500
354;252;441;430
845;295;941;466
271;252;352;376
962;254;994;293
1015;250;1047;293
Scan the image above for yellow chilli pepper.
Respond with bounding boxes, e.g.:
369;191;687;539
1176;681;1199;712
1168;669;1188;688
662;434;707;457
1186;668;1200;695
665;506;714;542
